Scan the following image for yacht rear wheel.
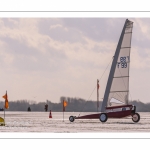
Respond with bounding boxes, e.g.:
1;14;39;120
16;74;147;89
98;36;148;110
132;113;140;123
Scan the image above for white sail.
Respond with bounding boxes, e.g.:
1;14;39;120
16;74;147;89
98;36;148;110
101;19;133;112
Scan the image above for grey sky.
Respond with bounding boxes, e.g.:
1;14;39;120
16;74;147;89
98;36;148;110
0;18;149;103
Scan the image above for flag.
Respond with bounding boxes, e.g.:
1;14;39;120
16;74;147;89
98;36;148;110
97;79;100;89
63;100;68;111
2;91;9;109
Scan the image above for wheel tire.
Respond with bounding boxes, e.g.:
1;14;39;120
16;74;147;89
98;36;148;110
99;113;108;122
69;116;75;122
132;113;140;123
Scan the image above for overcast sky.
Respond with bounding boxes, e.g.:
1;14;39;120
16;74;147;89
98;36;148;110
0;18;150;103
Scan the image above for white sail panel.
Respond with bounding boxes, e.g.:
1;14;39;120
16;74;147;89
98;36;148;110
110;77;129;92
121;33;132;48
106;20;133;108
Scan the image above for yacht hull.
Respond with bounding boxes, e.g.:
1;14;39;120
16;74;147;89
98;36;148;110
72;105;137;120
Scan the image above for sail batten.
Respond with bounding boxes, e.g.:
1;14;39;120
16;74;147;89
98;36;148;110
101;19;133;112
113;76;129;78
110;91;129;93
124;32;132;34
121;47;131;49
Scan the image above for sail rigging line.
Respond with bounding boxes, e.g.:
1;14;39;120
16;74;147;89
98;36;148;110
115;92;125;102
77;57;114;117
114;92;124;101
99;56;114;81
119;92;126;101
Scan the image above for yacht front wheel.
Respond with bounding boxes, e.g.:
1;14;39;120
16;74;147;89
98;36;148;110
99;113;108;122
69;116;75;122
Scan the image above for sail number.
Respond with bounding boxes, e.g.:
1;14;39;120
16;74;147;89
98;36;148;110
117;56;129;68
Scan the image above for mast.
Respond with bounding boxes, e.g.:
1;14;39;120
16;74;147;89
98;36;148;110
101;19;129;112
97;79;99;112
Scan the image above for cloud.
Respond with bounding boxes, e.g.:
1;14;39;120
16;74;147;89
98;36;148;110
0;18;149;103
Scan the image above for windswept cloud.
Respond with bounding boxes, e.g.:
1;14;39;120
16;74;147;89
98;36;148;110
0;18;149;103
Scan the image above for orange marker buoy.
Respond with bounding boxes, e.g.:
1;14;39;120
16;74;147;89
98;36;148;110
49;110;52;118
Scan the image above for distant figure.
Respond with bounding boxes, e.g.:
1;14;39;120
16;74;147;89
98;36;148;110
0;108;4;111
45;104;48;112
27;107;31;112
